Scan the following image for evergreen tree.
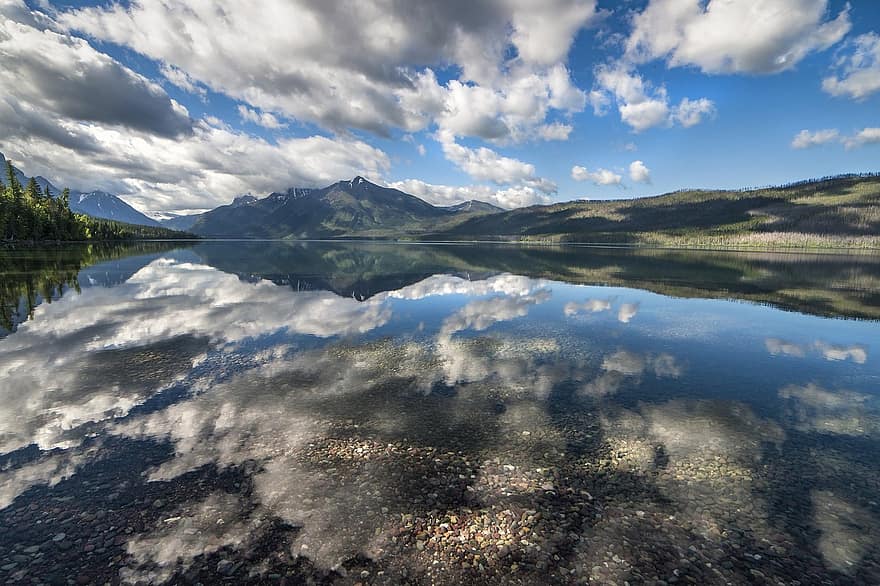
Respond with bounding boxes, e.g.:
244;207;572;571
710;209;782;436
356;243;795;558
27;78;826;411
4;161;23;239
24;177;42;238
0;159;189;242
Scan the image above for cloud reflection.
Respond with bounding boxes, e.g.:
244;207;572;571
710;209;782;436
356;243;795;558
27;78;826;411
779;383;878;436
617;302;639;323
563;297;612;316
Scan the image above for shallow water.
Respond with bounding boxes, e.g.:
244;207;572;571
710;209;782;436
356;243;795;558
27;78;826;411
1;241;879;585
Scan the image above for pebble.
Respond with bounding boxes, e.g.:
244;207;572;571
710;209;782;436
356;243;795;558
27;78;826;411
216;559;236;576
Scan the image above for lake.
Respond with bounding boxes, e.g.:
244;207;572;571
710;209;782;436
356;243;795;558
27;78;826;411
1;241;879;585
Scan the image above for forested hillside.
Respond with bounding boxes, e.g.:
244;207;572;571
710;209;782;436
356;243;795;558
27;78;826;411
0;161;192;242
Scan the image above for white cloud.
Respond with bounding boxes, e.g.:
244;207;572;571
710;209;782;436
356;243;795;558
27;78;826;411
619;98;671;132
60;0;597;141
435;131;557;199
237;105;286;129
625;0;851;74
159;64;207;99
673;97;715;127
0;10;191;138
628;160;651;183
1;116;391;213
594;65;713;132
432;65;587;143
387;179;551;209
792;128;840;149
788;127;880;151
823;32;880;100
0;1;391;213
588;89;611;116
843;127;880;150
571;165;622;186
537;122;574;141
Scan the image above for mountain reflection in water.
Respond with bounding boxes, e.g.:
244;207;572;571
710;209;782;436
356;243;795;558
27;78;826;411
0;241;878;585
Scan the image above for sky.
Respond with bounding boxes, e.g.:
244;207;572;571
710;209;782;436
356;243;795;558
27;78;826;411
0;0;878;215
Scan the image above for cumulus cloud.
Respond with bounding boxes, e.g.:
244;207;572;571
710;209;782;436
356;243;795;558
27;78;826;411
843;127;880;150
791;129;840;149
237;105;286;129
60;0;597;141
0;9;191;138
628;160;651;183
788;127;880;151
387;179;551;209
823;32;880;100
588;0;845;132
440;135;549;190
672;97;715;127
159;64;207;99
625;0;850;74
428;131;557;203
571;165;622;186
0;1;392;213
593;65;714;132
2;118;391;213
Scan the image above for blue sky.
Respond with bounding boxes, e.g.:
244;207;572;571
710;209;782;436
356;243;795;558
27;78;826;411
0;0;878;213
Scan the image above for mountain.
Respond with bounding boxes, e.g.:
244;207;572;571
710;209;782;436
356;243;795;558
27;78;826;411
70;191;160;227
158;194;262;231
431;174;880;248
190;176;498;238
160;213;202;232
1;152;160;227
440;200;504;214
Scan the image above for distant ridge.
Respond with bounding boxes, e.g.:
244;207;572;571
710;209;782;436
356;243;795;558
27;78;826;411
434;173;880;248
188;176;500;238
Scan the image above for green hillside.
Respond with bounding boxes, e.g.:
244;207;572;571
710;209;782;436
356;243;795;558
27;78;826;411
1;160;194;243
432;174;880;249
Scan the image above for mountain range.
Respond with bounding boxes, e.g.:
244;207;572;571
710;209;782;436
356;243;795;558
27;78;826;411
1;153;502;236
4;150;878;247
185;176;503;238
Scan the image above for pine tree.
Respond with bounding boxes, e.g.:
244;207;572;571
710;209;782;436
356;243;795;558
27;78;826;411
0;177;7;239
24;177;42;238
5;161;23;239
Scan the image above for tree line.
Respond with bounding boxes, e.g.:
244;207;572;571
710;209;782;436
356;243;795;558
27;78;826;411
1;160;84;240
1;160;192;241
